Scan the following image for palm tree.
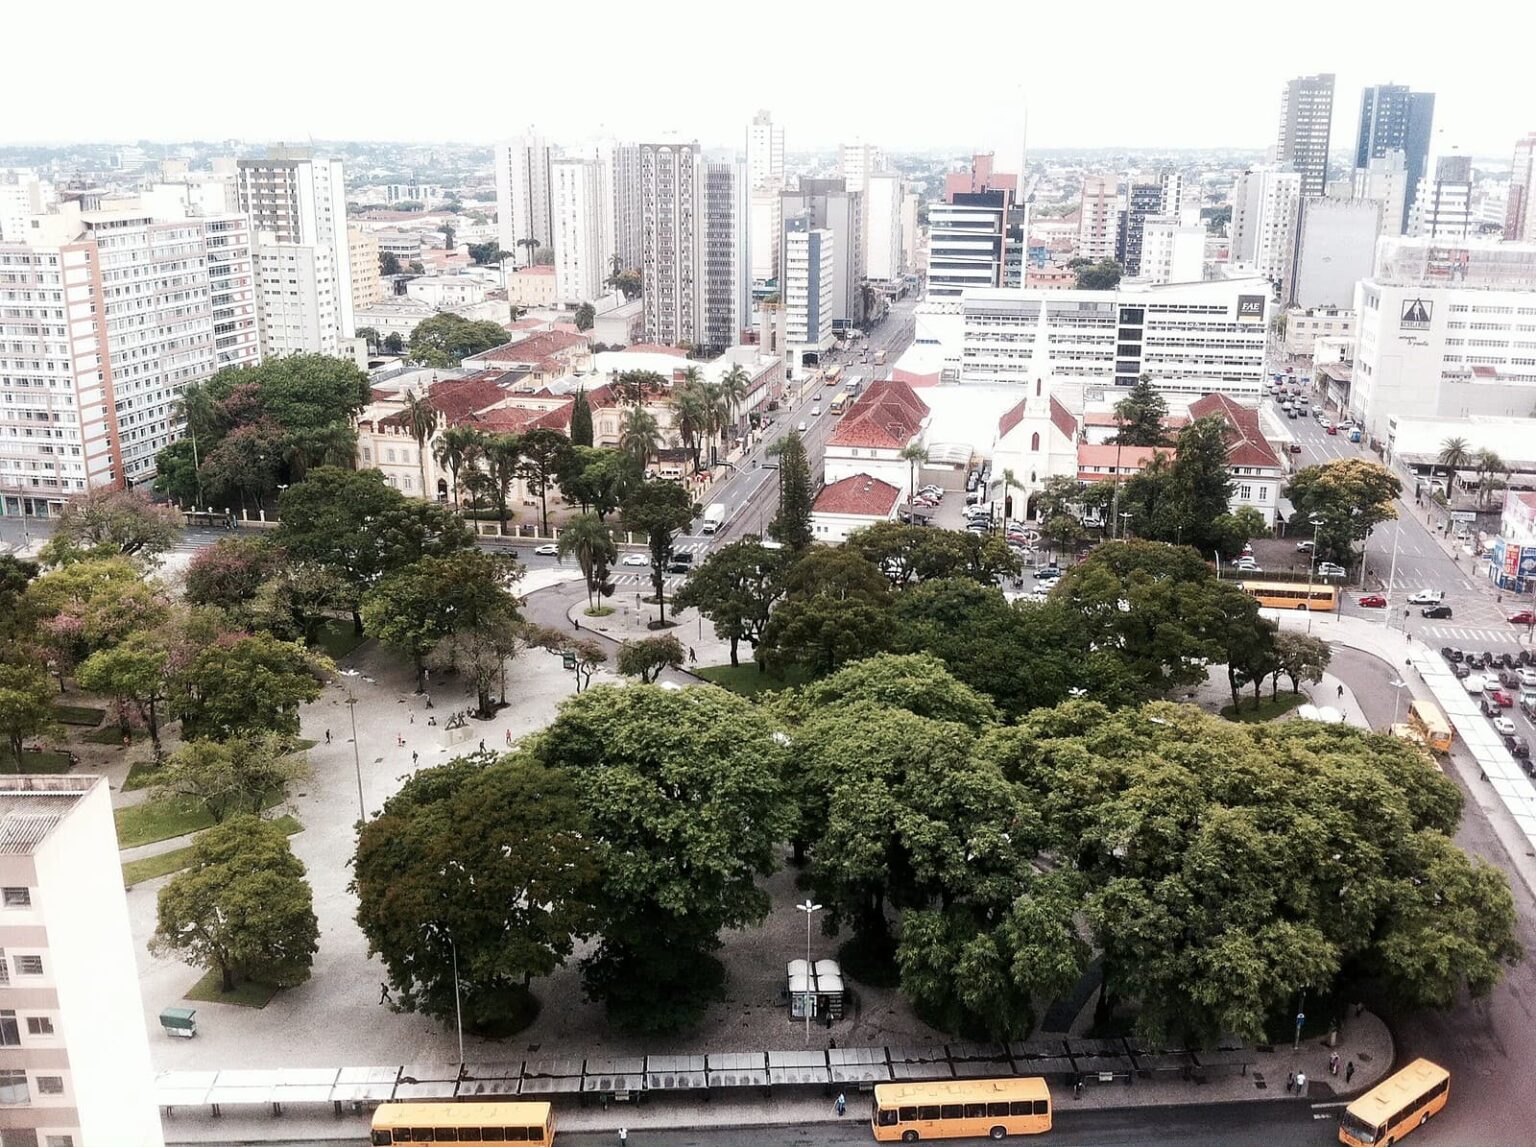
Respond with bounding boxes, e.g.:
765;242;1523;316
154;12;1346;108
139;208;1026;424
516;237;539;267
401;389;439;500
899;443;929;504
433;425;483;506
556;513;617;608
619;408;661;467
718;364;750;436
700;379;730;467
668;387;708;472
484;433;522;534
1437;436;1472;500
1473;448;1507;507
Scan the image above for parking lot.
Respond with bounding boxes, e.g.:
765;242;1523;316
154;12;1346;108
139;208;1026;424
1438;645;1536;770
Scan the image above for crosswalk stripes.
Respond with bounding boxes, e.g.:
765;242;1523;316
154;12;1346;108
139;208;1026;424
1421;625;1524;645
672;541;711;556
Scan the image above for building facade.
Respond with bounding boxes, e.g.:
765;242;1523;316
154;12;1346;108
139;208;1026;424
1116;181;1163;276
782;214;835;371
1353;151;1409;240
1507;133;1536;243
0;776;165;1147
347;226;382;314
1137;215;1205;284
253;238;341;357
1076;175;1117;262
926;191;1009;300
638;140;702;347
550;158;607;305
747;111;785;190
1229;166;1302;286
493;133;554;264
1275;73;1335;197
1411;155;1474;240
1354;85;1434;233
597;139;643;272
700;160;747;355
780;179;865;326
1287;196;1381;308
865;173;904;283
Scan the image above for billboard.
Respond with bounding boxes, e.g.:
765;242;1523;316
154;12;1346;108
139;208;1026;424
1236;295;1266;324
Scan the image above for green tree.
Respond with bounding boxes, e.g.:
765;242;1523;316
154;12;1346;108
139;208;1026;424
401;389;440;500
556;446;636;520
466;242;507;266
174;633;328;741
1211;505;1270;558
717;365;750;436
573;302;596;331
1284;459;1402;566
622;480;695;624
356;326;381;350
759;549;893;675
1472;448;1506;508
384;332;405;354
352;755;598;1029
556;513;617;608
616;634;685;682
427;605;524;719
1271;631;1332;696
568;388;594;447
39;488;182;566
150;733;309;823
199;420;284;514
618;407;661;465
1073;259;1123;289
0;663;61;769
527;685;788;1032
769;432;814;551
407;313;510;367
432;425;486;508
483;433;523;534
1436;436;1471;496
76;631;172;756
1111;378;1170;447
899;443;929;502
848;523;1020;588
380;251;402;276
516;428;574;536
1160;416;1238;552
672;539;788;666
152;814;319;992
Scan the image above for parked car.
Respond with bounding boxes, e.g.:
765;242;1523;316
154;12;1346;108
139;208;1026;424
1453;663;1472;679
1297;540;1316;552
1407;590;1444;605
1441;646;1462;663
1510;611;1536;626
1494;715;1518;736
1509;736;1531;760
1316;562;1347;577
1034;565;1061;579
1358;594;1387;608
533;543;559;556
621;552;649;567
1421;604;1453;619
1518;667;1536;687
1465;674;1488;694
1490;688;1514;708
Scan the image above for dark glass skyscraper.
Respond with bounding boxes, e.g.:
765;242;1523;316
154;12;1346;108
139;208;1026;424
1355;85;1435;233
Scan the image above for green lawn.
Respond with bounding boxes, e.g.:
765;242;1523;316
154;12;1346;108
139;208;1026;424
312;618;366;661
1;750;74;775
53;704;106;726
1221;691;1310;723
121;761;163;791
183;967;279;1008
114;790;284;849
121;815;302;887
81;725;142;745
695;661;815;697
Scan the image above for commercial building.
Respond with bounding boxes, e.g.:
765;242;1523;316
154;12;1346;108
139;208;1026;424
1353;151;1409;240
1076;175;1117;262
780;178;865;326
493;133;553;264
1137;215;1206;285
550;158;607;305
926;191;1009;300
1287;197;1381;308
1411;155;1474;240
1354;85;1434;233
1506;133;1536;243
638;139;703;346
1285;305;1356;357
782;213;835;372
1229;166;1302;286
347;226;382;313
748;186;782;285
1275;73;1335;197
1116;181;1163;276
0;776;165;1147
700;160;748;355
236;149;354;342
1350;237;1536;441
865;173;905;283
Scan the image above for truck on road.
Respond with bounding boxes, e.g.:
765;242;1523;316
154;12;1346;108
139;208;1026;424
701;503;727;534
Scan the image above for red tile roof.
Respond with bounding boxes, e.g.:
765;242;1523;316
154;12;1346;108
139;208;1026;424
471;330;588;365
813;474;901;518
1050;396;1077;441
998;399;1028;438
506;317;549;332
624;343;688;357
829;379;929;450
511;265;555;276
379;374;510;427
471;402;572;434
1188;393;1281;470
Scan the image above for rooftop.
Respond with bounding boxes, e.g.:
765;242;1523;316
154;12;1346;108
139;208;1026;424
1188;393;1282;470
828;379;929;450
813;474;901;518
0;776;97;854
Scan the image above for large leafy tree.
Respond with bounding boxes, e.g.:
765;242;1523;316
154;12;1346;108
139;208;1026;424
556;447;636;520
848;523;1020;589
76;631;173;756
406;313;510;367
527;685;788;1033
759;549;893;676
0;663;61;769
184;536;281;610
616;634;685;682
150;733;309;823
39;489;182;566
1285;459;1402;566
173;632;328;741
621;480;695;623
769;432;814;551
672;539;789;667
152;815;319;992
352;756;598;1029
516;428;574;536
427;605;524;719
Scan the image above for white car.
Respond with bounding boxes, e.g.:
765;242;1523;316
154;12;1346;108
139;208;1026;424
797;421;808;432
1464;674;1486;695
810;406;821;416
620;552;650;567
1519;667;1536;688
1494;715;1517;736
533;543;559;556
1316;562;1347;577
1406;590;1444;605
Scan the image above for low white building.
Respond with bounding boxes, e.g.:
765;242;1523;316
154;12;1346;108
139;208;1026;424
1285;305;1356;357
810;474;902;543
821;379;930;496
1188;392;1285;526
404;275;487;309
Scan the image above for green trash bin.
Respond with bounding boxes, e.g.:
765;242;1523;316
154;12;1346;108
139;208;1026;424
159;1007;197;1038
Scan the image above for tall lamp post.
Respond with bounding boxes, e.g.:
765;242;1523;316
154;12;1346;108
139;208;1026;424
1389;678;1408;726
423;921;465;1066
1305;515;1325;634
344;688;365;823
796;899;822;1046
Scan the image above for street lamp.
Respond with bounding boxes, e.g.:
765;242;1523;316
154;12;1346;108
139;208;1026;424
795;899;822;1046
1389;678;1408;726
1118;511;1132;541
1305;515;1325;634
344;688;365;823
422;922;465;1066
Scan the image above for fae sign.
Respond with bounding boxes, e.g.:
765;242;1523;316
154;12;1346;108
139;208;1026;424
1236;295;1266;323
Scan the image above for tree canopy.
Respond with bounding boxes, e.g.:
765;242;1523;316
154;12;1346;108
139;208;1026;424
407;313;510;368
1285;459;1402;566
39;488;182;566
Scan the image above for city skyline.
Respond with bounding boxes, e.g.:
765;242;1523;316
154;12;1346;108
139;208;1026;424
5;1;1530;160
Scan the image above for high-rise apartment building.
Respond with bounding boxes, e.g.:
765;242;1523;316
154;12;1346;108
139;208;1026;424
746;111;785;191
700;161;747;354
837;142;883;193
253;238;342;357
0;173;53;242
347;227;382;314
1229;166;1302;286
926;192;1009;299
493;133;554;265
550;158;607;305
1137;216;1206;284
202;213;262;371
1116;181;1163;276
1077;175;1117;262
638;139;702;346
595;139;643;273
1354;85;1434;232
1275;73;1335;197
745;113;785;292
783;213;835;368
865;173;905;283
236;149;354;342
1353;151;1409;240
0;776;165;1147
1505;134;1536;243
780;179;865;326
1410;155;1474;240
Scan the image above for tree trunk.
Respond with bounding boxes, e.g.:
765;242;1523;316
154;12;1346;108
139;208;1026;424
352;608;365;637
146;696;162;759
539;490;549;537
220;962;235;992
9;735;22;769
1288;671;1300;695
1226;666;1241;712
729;635;739;667
1252;676;1263;708
413;655;426;694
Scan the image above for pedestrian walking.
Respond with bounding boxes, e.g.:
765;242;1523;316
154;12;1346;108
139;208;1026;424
835;1092;846;1117
1345;1060;1355;1084
409;712;415;724
1296;1071;1308;1095
411;750;419;766
1329;1051;1340;1076
688;646;697;664
379;982;391;1005
324;729;331;745
1286;1071;1296;1093
617;1129;627;1145
1337;684;1345;699
505;728;512;745
479;739;486;753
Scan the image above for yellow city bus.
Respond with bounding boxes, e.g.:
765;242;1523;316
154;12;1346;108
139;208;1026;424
1237;579;1339;611
872;1077;1051;1141
825;364;844;385
371;1101;554;1146
1407;700;1454;754
1338;1058;1449;1146
830;393;850;414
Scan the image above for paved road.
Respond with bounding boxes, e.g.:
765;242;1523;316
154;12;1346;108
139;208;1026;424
1286;396;1536;1147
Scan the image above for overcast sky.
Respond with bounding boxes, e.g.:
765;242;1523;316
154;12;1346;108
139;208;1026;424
5;1;1527;162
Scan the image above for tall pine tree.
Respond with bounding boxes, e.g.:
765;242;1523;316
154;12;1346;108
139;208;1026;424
770;432;814;551
570;389;594;447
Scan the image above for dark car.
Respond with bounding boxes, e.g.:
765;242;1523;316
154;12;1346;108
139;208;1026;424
1500;667;1520;688
1506;734;1529;759
1421;604;1453;619
1442;646;1463;663
1499;652;1516;669
1453;663;1472;679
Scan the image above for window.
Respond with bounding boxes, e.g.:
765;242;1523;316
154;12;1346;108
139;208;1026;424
0;1012;16;1046
46;1137;76;1147
14;956;41;977
898;1106;918;1122
1033;1099;1049;1115
986;1102;1010;1117
940;1104;963;1119
1031;432;1040;451
964;1103;986;1118
0;1068;29;1104
1009;1101;1033;1115
1;889;28;908
918;1105;941;1121
25;1017;52;1036
35;1077;62;1097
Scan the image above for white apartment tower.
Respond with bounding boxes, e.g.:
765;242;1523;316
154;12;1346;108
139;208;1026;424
252;239;341;357
1077;176;1117;261
837;142;883;192
0;776;165;1147
783;213;835;370
1410;154;1474;240
747;111;785;191
865;173;905;282
746;113;785;292
595;139;642;273
347;226;382;313
550;158;607;304
638;140;702;346
202;213;261;370
1275;73;1335;197
700;160;747;354
1229;166;1302;286
494;133;554;264
0;173;53;242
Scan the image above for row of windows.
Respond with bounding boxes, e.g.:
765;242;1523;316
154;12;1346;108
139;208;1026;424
372;1126;545;1143
0;1011;54;1043
0;1067;64;1104
876;1099;1049;1124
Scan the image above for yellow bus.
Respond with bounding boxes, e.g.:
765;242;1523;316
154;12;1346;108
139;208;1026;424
825;364;843;385
830;393;850;414
1407;700;1453;754
371;1101;554;1146
1339;1058;1449;1146
872;1077;1051;1141
1237;579;1339;611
